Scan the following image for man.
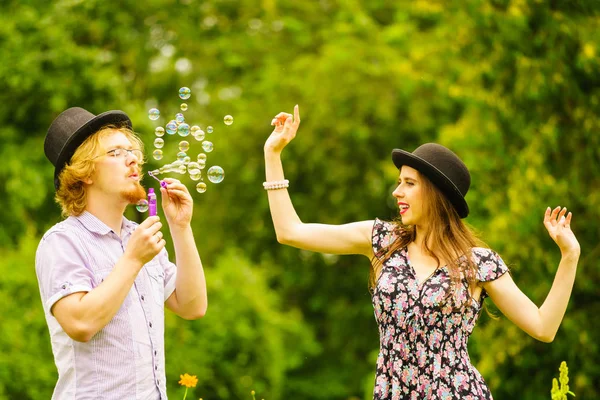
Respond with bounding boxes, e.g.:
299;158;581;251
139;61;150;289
36;107;207;399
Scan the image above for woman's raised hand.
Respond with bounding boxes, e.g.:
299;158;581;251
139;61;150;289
264;105;301;154
543;206;581;257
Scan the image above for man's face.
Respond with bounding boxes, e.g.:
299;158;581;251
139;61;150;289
89;131;146;204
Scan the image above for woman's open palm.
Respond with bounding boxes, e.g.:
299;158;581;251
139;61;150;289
543;206;580;255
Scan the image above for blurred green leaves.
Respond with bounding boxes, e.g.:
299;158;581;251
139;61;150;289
0;0;599;399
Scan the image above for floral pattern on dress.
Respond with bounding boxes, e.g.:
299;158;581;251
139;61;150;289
371;219;508;400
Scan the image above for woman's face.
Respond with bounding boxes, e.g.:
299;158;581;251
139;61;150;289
392;166;425;226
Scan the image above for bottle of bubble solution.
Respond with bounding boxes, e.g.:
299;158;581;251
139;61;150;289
148;188;157;217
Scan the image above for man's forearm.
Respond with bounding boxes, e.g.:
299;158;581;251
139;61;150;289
72;256;142;341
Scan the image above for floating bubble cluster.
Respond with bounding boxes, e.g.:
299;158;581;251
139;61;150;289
145;86;231;200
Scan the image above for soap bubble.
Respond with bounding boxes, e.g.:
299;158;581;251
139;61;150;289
190;172;202;181
178;123;190;137
177;152;187;162
154;138;164;148
207;166;225;183
197;153;207;163
148;108;160;121
166;121;177;135
136;199;149;212
223;115;233;125
193;129;205;141
191;125;200;134
199;161;206;169
152;149;163;160
175;113;185;123
168;161;187;174
183;156;191;164
179;140;190;152
179;87;191;100
202;141;214;152
196;182;207;193
180;103;188;111
155;127;165;137
207;126;213;133
158;163;172;174
188;162;201;175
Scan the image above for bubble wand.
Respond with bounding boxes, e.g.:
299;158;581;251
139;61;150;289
147;170;168;189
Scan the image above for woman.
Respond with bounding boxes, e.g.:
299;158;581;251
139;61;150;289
263;106;581;399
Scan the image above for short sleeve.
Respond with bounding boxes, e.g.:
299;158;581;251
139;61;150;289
35;230;94;315
371;218;398;260
157;248;177;301
472;247;509;301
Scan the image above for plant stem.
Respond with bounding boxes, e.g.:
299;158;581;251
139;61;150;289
183;387;188;400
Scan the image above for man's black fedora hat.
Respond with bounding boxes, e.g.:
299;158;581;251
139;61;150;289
391;143;471;218
44;107;132;189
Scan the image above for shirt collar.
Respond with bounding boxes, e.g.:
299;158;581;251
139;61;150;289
73;211;137;237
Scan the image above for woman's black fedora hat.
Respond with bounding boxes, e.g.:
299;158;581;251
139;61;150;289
44;107;132;190
391;143;471;218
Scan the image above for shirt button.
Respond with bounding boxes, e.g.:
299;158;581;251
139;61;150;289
155;365;158;370
141;295;145;301
149;322;153;328
154;350;157;355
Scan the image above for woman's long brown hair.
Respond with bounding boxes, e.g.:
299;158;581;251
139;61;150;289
369;170;488;308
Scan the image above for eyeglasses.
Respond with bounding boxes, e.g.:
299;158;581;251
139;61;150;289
94;148;144;161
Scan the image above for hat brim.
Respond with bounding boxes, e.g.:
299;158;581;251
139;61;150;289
392;149;469;218
54;110;132;189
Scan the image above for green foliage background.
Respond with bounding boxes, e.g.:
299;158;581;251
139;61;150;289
0;0;598;399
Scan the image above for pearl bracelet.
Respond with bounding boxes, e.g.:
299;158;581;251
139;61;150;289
263;179;289;190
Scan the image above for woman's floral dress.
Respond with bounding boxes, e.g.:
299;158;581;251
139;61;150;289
371;219;508;400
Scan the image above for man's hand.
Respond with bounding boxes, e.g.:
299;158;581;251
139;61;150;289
124;216;165;266
160;178;194;230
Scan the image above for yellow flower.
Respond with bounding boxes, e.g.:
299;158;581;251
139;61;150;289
178;373;198;388
583;43;596;60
